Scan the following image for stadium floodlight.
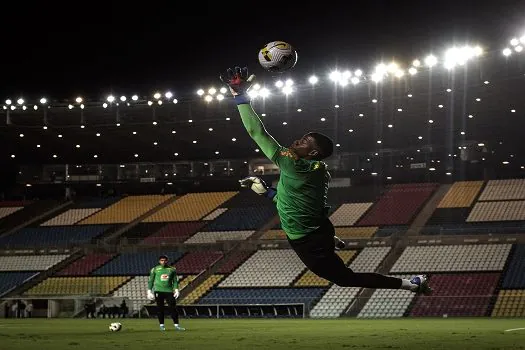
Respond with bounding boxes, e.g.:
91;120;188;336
219;87;227;94
131;95;138;101
282;86;293;95
252;83;261;90
503;48;512;56
339;79;348;87
394;69;404;78
106;95;115;103
33;105;38;110
173;99;178;104
68;104;73;109
412;59;421;67
329;71;341;83
80;104;85;109
165;91;173;99
285;79;293;86
197;89;205;96
515;46;523;52
408;67;418;75
208;88;216;95
308;75;318;84
248;90;259;99
157;100;162;105
387;62;399;74
216;94;224;101
371;72;383;83
204;95;213;102
10;106;15;110
22;106;27;111
75;97;83;103
120;96;126;102
147;101;153;106
342;70;352;79
102;103;108;108
275;80;284;88
351;77;360;85
259;87;270;98
354;69;363;77
153;92;161;99
424;55;438;67
5;99;12;105
39;98;47;104
511;38;519;46
17;98;24;105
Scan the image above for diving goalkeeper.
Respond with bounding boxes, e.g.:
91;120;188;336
146;255;185;331
221;67;431;294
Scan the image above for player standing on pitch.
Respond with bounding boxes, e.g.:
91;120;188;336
220;67;432;294
147;255;185;331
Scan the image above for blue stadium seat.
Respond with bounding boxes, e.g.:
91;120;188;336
502;244;525;289
204;206;277;231
221;190;273;208
0;272;38;296
198;288;326;308
92;251;184;276
0;225;112;247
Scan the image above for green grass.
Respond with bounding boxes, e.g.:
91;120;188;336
0;318;524;349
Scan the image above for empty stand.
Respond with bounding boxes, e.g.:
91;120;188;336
56;253;115;276
501;244;525;289
391;244;511;273
202;208;228;221
358;184;437;226
204;206;277;231
219;250;305;287
41;208;100;226
112;276;149;312
215;250;254;274
0;225;111;247
426;208;471;226
184;230;255;244
0;199;60;233
309;286;361;318
410;273;500;317
358;275;415;318
173;251;223;274
0;207;23;220
478;179;525;201
79;195;171;224
72;197;121;209
492;290;525;317
0;272;38;296
92;251;184;276
199;287;326;308
221;190;273;208
467;201;525;222
181;274;224;305
349;247;391;272
143;192;236;222
142;222;207;245
330;203;373;226
437;181;484;208
25;276;130;295
260;229;287;240
0;254;69;271
334;227;378;239
120;223;167;243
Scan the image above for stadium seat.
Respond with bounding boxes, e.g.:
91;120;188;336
219;250;305;287
501;244;525;289
335;227;378;239
0;272;39;296
72;197;121;209
180;274;224;305
437;181;484;208
221;190;274;208
478;179;525;201
142;192;237;222
112;276;149;312
184;230;255;244
79;195;172;224
142;222;207;245
202;208;228;221
0;254;70;271
173;251;223;274
357;184;438;226
92;251;184;276
25;276;130;295
203;206;277;231
55;253;115;276
492;290;525;317
41;208;101;226
329;203;373;226
467;201;525;222
390;244;512;273
358;275;415;318
215;250;254;274
0;207;23;220
410;273;500;317
0;225;111;247
309;286;361;318
260;229;287;240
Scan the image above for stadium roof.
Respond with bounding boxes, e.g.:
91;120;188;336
2;39;525;176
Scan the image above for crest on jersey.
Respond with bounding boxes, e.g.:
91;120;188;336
160;274;169;281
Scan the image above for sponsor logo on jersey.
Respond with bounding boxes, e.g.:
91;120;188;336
160;274;169;281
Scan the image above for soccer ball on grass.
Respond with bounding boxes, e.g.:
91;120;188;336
109;322;122;332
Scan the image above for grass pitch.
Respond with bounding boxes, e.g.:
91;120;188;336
0;318;524;349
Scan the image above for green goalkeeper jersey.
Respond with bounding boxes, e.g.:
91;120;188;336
148;264;179;292
237;104;330;240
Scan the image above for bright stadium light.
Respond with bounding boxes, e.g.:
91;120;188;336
106;95;115;103
503;48;512;56
308;75;318;84
282;86;293;95
216;94;224;101
153;92;161;99
33;105;38;110
371;72;383;83
259;88;270;98
147;101;153;106
394;69;404;78
354;69;363;77
5;99;12;105
285;79;293;86
275;80;284;88
412;59;421;67
351;77;360;85
39;98;47;104
408;67;418;75
103;103;108;108
172;99;178;104
197;89;205;96
511;38;519;46
329;71;341;82
131;95;138;101
252;83;261;90
248;90;259;99
515;46;523;52
75;97;83;103
424;55;438;67
219;87;227;94
120;96;126;102
208;88;216;95
165;91;173;99
17;98;24;105
204;95;213;102
68;104;73;109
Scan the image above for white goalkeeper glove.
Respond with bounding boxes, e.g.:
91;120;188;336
173;289;180;299
239;176;277;199
147;289;155;301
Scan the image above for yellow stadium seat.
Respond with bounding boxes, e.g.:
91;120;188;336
24;276;130;296
143;192;237;222
260;229;287;240
492;290;525;317
179;275;197;290
180;274;224;304
78;195;172;224
438;181;484;208
337;250;357;265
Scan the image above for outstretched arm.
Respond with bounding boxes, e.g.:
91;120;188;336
237;103;281;161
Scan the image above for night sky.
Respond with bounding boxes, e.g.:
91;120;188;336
1;1;524;100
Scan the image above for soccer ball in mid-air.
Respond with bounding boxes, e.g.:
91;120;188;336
109;322;122;332
258;41;298;73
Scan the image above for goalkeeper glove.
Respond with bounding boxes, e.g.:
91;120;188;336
147;289;155;301
220;66;255;104
239;176;277;200
173;289;180;299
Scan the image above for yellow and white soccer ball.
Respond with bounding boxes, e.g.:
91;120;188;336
109;322;122;332
258;41;298;73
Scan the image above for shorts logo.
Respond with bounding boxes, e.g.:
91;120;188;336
160;274;169;281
